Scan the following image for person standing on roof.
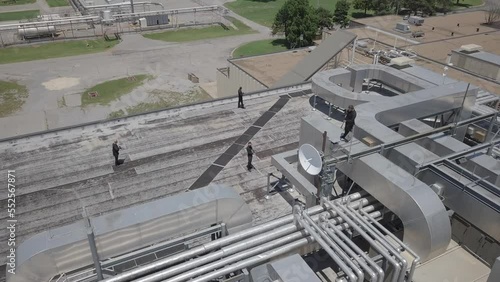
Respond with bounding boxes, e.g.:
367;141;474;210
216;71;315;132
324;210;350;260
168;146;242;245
341;105;356;141
246;142;254;171
112;140;122;166
238;86;245;109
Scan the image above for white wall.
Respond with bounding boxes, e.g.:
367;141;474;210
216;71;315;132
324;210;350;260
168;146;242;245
216;61;267;98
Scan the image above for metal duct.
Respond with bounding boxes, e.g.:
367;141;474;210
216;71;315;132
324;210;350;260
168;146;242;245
8;185;252;282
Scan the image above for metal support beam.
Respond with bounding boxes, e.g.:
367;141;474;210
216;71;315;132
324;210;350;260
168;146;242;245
325;112;497;167
85;217;103;281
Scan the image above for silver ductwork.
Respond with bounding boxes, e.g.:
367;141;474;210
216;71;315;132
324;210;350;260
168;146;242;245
8;185;252;282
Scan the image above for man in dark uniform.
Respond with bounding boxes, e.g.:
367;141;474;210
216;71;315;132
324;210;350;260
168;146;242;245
246;142;254;171
341;105;356;141
238;86;245;109
112;140;122;166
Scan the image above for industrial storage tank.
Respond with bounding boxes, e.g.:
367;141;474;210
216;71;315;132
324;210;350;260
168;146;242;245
18;26;56;39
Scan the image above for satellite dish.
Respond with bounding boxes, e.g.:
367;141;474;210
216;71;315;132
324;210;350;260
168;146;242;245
298;144;323;175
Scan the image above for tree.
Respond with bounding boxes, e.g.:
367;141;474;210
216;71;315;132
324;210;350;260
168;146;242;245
372;0;393;15
402;0;436;16
353;0;374;16
272;0;318;48
316;7;334;30
436;0;453;13
485;4;500;24
333;0;351;28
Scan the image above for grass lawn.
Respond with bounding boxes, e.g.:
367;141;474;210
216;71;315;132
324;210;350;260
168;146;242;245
0;39;120;65
0;10;39;22
108;88;212;118
0;80;28;118
46;0;69;7
232;38;288;58
82;75;152;107
225;0;342;27
453;0;483;8
0;0;35;6
143;16;255;42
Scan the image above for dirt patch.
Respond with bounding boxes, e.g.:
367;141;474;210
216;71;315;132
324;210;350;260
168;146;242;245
42;77;80;91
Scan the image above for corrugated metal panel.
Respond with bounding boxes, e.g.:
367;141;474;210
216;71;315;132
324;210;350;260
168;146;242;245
273;30;357;88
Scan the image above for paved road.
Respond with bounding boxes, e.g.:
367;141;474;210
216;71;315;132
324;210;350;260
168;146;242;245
0;1;273;139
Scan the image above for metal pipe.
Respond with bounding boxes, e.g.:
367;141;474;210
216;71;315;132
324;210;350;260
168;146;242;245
324;201;402;282
323;216;385;282
326;112;497;166
417;138;500;169
162;210;381;282
138;197;373;282
345;205;408;282
358;208;420;281
161;228;313;282
185;215;379;282
84;1;151;9
102;195;359;282
296;213;359;282
302;213;365;282
85;217;103;281
136;210;352;282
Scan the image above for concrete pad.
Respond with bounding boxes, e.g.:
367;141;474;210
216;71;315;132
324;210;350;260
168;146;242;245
64;93;82;107
414;246;491;282
200;82;218;98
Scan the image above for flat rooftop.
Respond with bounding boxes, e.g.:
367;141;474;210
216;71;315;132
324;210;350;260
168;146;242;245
231;49;310;87
0;89;315;268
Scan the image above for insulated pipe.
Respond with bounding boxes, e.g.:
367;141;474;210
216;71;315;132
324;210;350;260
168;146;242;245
324;201;401;282
187;214;383;282
302;213;365;282
102;194;359;282
136;210;358;282
162;229;313;282
295;210;359;282
358;208;420;281
139;198;374;282
346;205;408;282
323;215;385;282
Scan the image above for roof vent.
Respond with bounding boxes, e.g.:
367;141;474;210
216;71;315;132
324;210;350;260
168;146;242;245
460;44;483;52
390;57;415;66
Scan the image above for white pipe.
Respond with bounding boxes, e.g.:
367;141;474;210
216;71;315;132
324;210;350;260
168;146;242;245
187;214;384;282
300;212;364;282
85;2;162;9
136;197;373;282
358;208;420;281
325;201;402;282
296;210;359;282
346;205;408;282
0;16;100;30
320;215;381;282
100;202;338;282
324;217;385;282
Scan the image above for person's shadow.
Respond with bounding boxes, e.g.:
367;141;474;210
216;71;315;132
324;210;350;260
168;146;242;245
308;96;346;122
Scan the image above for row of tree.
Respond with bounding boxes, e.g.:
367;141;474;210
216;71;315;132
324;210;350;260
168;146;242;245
271;0;351;48
270;0;479;49
353;0;464;17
